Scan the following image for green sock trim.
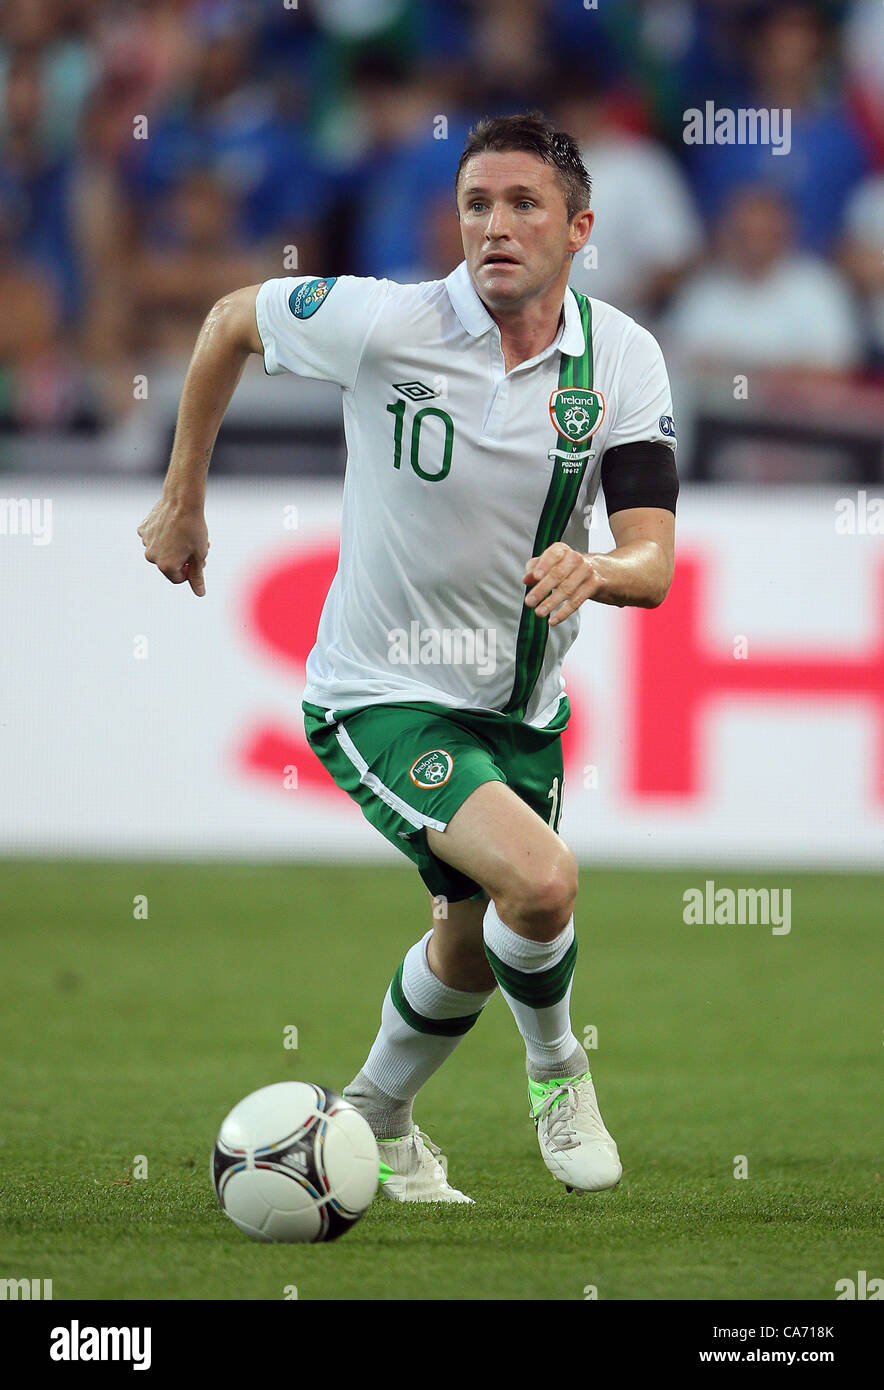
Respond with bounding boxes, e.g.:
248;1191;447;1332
485;937;577;1007
378;1161;394;1184
390;961;484;1037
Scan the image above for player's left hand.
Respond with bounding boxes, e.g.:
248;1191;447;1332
523;543;601;626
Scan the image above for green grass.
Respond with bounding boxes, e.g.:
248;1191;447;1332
1;862;882;1300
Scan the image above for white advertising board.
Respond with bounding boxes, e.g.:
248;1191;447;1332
1;480;881;866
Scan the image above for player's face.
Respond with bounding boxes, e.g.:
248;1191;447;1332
457;151;592;311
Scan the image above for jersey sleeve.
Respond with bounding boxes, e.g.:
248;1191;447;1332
255;275;390;390
603;322;677;452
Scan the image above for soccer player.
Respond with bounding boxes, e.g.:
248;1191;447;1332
138;113;678;1202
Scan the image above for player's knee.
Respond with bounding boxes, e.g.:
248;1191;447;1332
500;846;577;941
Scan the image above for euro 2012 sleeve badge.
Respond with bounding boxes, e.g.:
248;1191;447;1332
288;277;338;319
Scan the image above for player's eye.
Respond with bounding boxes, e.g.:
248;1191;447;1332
469;201;486;213
518;200;535;210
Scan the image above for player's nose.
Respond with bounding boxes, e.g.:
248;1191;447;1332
484;202;512;237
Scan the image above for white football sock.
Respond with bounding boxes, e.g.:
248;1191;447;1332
346;930;494;1136
483;898;584;1074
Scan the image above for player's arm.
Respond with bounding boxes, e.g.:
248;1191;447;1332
580;504;674;609
524;432;678;620
523;504;675;622
137;285;263;595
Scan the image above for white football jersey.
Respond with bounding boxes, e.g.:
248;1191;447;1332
255;261;676;728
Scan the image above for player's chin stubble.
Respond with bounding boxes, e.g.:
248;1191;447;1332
474;262;532;308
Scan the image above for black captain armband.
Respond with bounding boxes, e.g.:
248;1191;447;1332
600;441;679;517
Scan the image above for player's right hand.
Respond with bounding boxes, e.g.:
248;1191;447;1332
137;496;210;596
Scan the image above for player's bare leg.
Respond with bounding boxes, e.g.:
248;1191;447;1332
427;782;586;1077
345;781;619;1197
426;896;496;991
427;781;577;941
425;781;622;1193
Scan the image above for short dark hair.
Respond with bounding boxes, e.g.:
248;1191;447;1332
455;112;591;220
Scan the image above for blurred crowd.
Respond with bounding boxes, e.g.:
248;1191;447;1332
1;0;883;431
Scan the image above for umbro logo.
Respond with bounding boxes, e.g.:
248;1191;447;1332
393;381;437;401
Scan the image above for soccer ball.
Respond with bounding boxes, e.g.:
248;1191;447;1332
212;1082;379;1243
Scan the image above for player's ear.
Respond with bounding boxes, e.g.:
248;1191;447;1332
569;208;593;254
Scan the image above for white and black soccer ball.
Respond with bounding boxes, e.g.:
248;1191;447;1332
212;1082;379;1243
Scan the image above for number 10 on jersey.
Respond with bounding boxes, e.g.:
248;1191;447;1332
386;401;454;483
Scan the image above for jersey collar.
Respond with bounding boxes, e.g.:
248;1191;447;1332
445;261;586;358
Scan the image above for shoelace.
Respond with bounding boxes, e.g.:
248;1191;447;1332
413;1127;449;1179
532;1085;580;1151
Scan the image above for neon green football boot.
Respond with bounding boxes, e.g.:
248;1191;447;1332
529;1072;622;1193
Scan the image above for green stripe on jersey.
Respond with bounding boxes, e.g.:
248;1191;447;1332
389;961;484;1037
503;293;595;719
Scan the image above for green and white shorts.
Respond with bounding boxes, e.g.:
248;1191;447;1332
302;698;569;903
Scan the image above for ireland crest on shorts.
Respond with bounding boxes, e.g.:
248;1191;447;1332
409;749;453;789
548;387;605;443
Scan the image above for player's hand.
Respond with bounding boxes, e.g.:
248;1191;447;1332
523;542;601;626
137;495;210;596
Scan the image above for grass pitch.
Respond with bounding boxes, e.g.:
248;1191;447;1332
1;861;881;1301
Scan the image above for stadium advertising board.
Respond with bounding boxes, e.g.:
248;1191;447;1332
3;481;881;866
